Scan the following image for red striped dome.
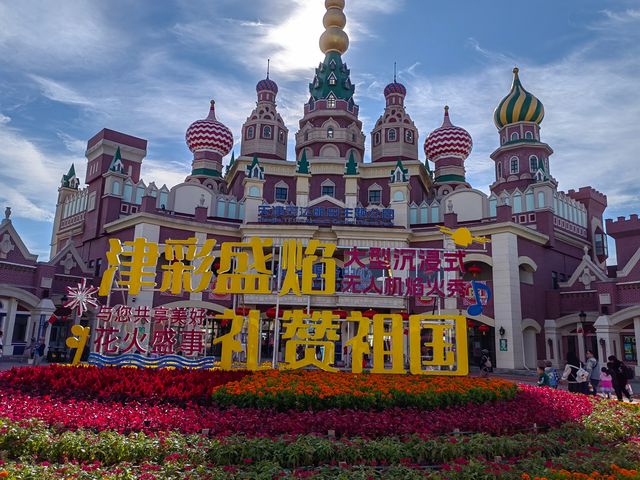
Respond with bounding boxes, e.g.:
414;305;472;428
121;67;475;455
256;78;278;94
424;106;472;161
185;100;234;155
384;81;406;97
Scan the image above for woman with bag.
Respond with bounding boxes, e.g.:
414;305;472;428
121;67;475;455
561;352;588;394
607;355;633;402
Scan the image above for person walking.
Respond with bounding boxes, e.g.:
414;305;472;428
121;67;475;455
480;349;492;378
561;352;588;394
537;364;551;387
607;355;633;402
585;349;600;395
599;367;613;399
544;360;559;389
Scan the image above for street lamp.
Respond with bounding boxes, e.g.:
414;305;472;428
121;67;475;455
578;311;586;322
498;326;506;337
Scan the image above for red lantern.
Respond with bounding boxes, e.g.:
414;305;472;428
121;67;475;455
332;309;348;319
478;324;490;333
362;309;377;319
399;312;409;321
266;307;282;319
235;307;251;316
467;265;482;277
467;319;476;328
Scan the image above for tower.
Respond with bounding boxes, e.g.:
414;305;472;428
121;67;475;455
490;68;554;196
185;100;234;184
240;65;288;160
295;0;365;165
424;106;472;197
370;74;419;163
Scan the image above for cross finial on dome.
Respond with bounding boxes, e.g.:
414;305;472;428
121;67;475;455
266;58;270;79
393;61;397;82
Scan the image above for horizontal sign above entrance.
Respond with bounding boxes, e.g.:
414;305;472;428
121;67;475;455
258;205;394;226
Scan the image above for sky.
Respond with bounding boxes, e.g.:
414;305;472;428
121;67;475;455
0;0;639;261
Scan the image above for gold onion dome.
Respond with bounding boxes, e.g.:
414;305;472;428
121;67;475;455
493;67;544;129
320;0;349;54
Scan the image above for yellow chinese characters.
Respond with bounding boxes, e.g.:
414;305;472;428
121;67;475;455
279;240;336;296
281;310;340;371
214;238;273;294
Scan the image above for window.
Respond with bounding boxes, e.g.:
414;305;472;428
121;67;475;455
594;231;608;257
525;131;533;140
405;129;413;143
552;271;559;289
327;95;336;109
529;155;538;172
263;125;272;139
94;258;102;277
278;130;285;144
112;181;121;196
510;156;519;174
246;126;255;139
275;186;288;202
328;73;337;85
321;183;335;197
368;189;382;204
497;162;503;178
510;132;519;141
304;131;309;141
387;129;397;141
374;132;381;145
327;127;334;139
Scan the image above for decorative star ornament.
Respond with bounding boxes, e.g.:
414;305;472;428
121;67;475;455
64;278;100;316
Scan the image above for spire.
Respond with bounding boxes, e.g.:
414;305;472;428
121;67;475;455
246;155;264;180
393;61;397;83
225;151;235;175
266;59;270;79
296;149;310;174
108;146;125;173
345;150;358;175
319;0;349;55
61;164;78;189
390;159;408;183
442;105;453;128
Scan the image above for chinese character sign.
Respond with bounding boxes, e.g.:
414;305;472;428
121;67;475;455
77;309;468;376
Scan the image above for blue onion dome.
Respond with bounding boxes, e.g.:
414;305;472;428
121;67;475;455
256;77;278;95
384;81;406;97
494;67;544;129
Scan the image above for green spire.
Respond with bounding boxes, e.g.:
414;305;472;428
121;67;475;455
108;146;125;173
296;149;310;174
246;155;264;180
225;151;235;175
390;159;409;183
309;52;356;102
345;150;358;175
61;164;78;189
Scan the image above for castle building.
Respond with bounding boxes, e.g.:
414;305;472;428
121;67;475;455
1;0;639;371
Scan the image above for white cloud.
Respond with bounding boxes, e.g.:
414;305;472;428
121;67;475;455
29;75;95;107
0;1;125;72
0;113;10;124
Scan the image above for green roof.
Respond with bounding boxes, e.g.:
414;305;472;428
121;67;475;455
309;52;356;102
296;149;310;175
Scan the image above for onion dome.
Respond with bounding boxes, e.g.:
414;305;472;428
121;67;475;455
185;100;234;156
494;67;544;129
384;81;406;97
256;77;278;94
424;106;473;161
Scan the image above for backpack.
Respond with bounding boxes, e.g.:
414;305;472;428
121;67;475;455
623;364;635;380
570;364;589;383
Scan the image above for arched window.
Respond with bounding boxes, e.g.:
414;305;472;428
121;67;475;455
368;185;382;205
513;192;522;213
525;131;533;140
327;95;336;109
525;190;534;210
327;127;334;139
497;162;503;178
274;181;288;202
321;180;335;197
278;130;285;143
374;132;381;145
304;131;309;141
387;129;396;142
405;129;413;143
510;131;519;141
510;156;519;174
246;126;255;139
262;125;272;139
529;155;538;172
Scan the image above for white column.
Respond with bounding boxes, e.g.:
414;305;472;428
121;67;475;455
544;319;561;368
594;315;614;363
3;299;17;355
491;232;523;369
577;322;586;363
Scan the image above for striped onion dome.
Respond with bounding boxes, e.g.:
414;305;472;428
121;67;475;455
384;81;406;97
256;77;278;94
424;106;473;161
185;100;234;155
494;67;544;129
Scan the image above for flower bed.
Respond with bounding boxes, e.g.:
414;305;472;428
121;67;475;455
0;385;591;437
211;369;518;410
0;365;250;405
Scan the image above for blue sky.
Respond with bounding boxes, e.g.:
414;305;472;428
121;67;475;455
0;0;638;261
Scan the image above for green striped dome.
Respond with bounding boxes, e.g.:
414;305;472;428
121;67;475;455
494;68;544;129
